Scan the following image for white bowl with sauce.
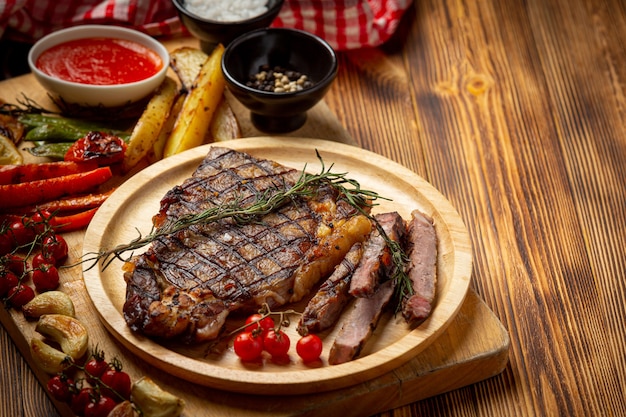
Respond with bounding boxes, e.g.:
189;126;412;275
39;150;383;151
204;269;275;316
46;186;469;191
28;25;169;108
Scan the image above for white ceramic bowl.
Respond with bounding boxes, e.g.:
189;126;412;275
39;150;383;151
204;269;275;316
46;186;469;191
28;25;169;108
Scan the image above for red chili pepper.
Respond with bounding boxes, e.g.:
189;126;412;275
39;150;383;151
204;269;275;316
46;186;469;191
0;161;99;185
50;208;99;233
2;189;115;216
0;167;112;209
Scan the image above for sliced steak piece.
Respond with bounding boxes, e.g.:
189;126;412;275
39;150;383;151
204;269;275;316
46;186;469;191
401;209;438;326
349;211;406;298
328;279;395;365
123;147;372;343
298;242;363;334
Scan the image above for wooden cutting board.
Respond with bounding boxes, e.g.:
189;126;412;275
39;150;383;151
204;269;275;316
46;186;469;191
0;40;509;416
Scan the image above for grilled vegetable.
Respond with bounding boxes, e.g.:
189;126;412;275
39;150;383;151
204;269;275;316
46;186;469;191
0;166;112;209
163;44;226;157
0;160;98;184
131;377;184;417
19;114;130;142
123;77;178;171
35;314;89;361
22;291;76;318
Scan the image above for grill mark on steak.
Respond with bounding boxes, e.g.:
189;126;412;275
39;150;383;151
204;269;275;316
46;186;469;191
123;147;371;343
401;209;438;326
298;242;363;333
328;279;396;365
349;212;406;298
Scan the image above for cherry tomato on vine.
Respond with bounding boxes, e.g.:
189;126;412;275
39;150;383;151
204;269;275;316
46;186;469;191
296;334;323;362
7;283;35;308
31;252;57;270
0;270;19;297
70;387;94;415
0;233;12;256
8;220;33;246
84;357;109;385
263;329;291;357
244;313;274;337
3;253;25;276
84;395;117;417
32;264;60;292
29;210;52;234
47;374;74;402
100;368;131;401
42;233;68;264
233;331;264;361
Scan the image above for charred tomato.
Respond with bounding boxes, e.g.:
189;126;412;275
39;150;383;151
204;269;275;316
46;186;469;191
65;131;127;166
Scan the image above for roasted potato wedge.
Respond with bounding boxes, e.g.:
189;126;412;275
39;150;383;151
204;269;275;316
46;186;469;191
22;291;75;318
170;47;209;92
163;44;226;157
131;377;184;417
209;97;242;142
149;94;185;163
123;76;178;171
169;46;241;145
35;314;88;361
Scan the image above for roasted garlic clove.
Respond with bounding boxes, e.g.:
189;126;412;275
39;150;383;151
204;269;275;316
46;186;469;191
29;338;70;374
131;376;185;417
35;314;88;361
22;291;76;318
108;400;139;417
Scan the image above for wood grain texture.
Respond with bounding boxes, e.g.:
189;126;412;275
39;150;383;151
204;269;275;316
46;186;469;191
3;0;626;414
325;0;626;415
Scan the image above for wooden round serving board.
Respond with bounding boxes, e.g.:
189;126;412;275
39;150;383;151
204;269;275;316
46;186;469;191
82;137;472;395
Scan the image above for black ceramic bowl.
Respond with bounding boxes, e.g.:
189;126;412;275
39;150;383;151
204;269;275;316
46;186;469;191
222;28;338;133
172;0;285;52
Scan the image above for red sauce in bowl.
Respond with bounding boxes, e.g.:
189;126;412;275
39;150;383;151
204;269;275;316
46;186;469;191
35;38;163;85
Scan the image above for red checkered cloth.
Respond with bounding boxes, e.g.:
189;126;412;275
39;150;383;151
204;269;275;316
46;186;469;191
0;0;413;50
273;0;413;50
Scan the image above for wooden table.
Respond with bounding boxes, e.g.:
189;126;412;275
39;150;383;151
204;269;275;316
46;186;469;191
2;0;626;415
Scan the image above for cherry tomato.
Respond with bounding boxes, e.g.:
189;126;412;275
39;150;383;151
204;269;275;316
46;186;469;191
84;357;109;385
263;329;291;357
84;395;117;417
296;334;323;362
244;313;275;337
32;264;60;292
3;253;25;276
0;270;19;297
47;374;74;402
42;234;68;264
100;369;131;401
70;387;94;415
233;331;264;361
8;220;34;246
0;232;12;256
29;210;52;235
7;283;35;308
31;252;57;270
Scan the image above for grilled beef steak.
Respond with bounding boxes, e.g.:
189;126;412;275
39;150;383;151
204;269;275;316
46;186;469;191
328;279;396;365
298;242;363;334
123;147;372;343
401;209;438;325
349;212;406;298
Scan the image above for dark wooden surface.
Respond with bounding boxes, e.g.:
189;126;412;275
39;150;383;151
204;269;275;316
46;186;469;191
3;0;626;415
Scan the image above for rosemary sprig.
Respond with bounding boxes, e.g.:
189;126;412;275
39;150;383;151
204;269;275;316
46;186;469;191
84;151;413;301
